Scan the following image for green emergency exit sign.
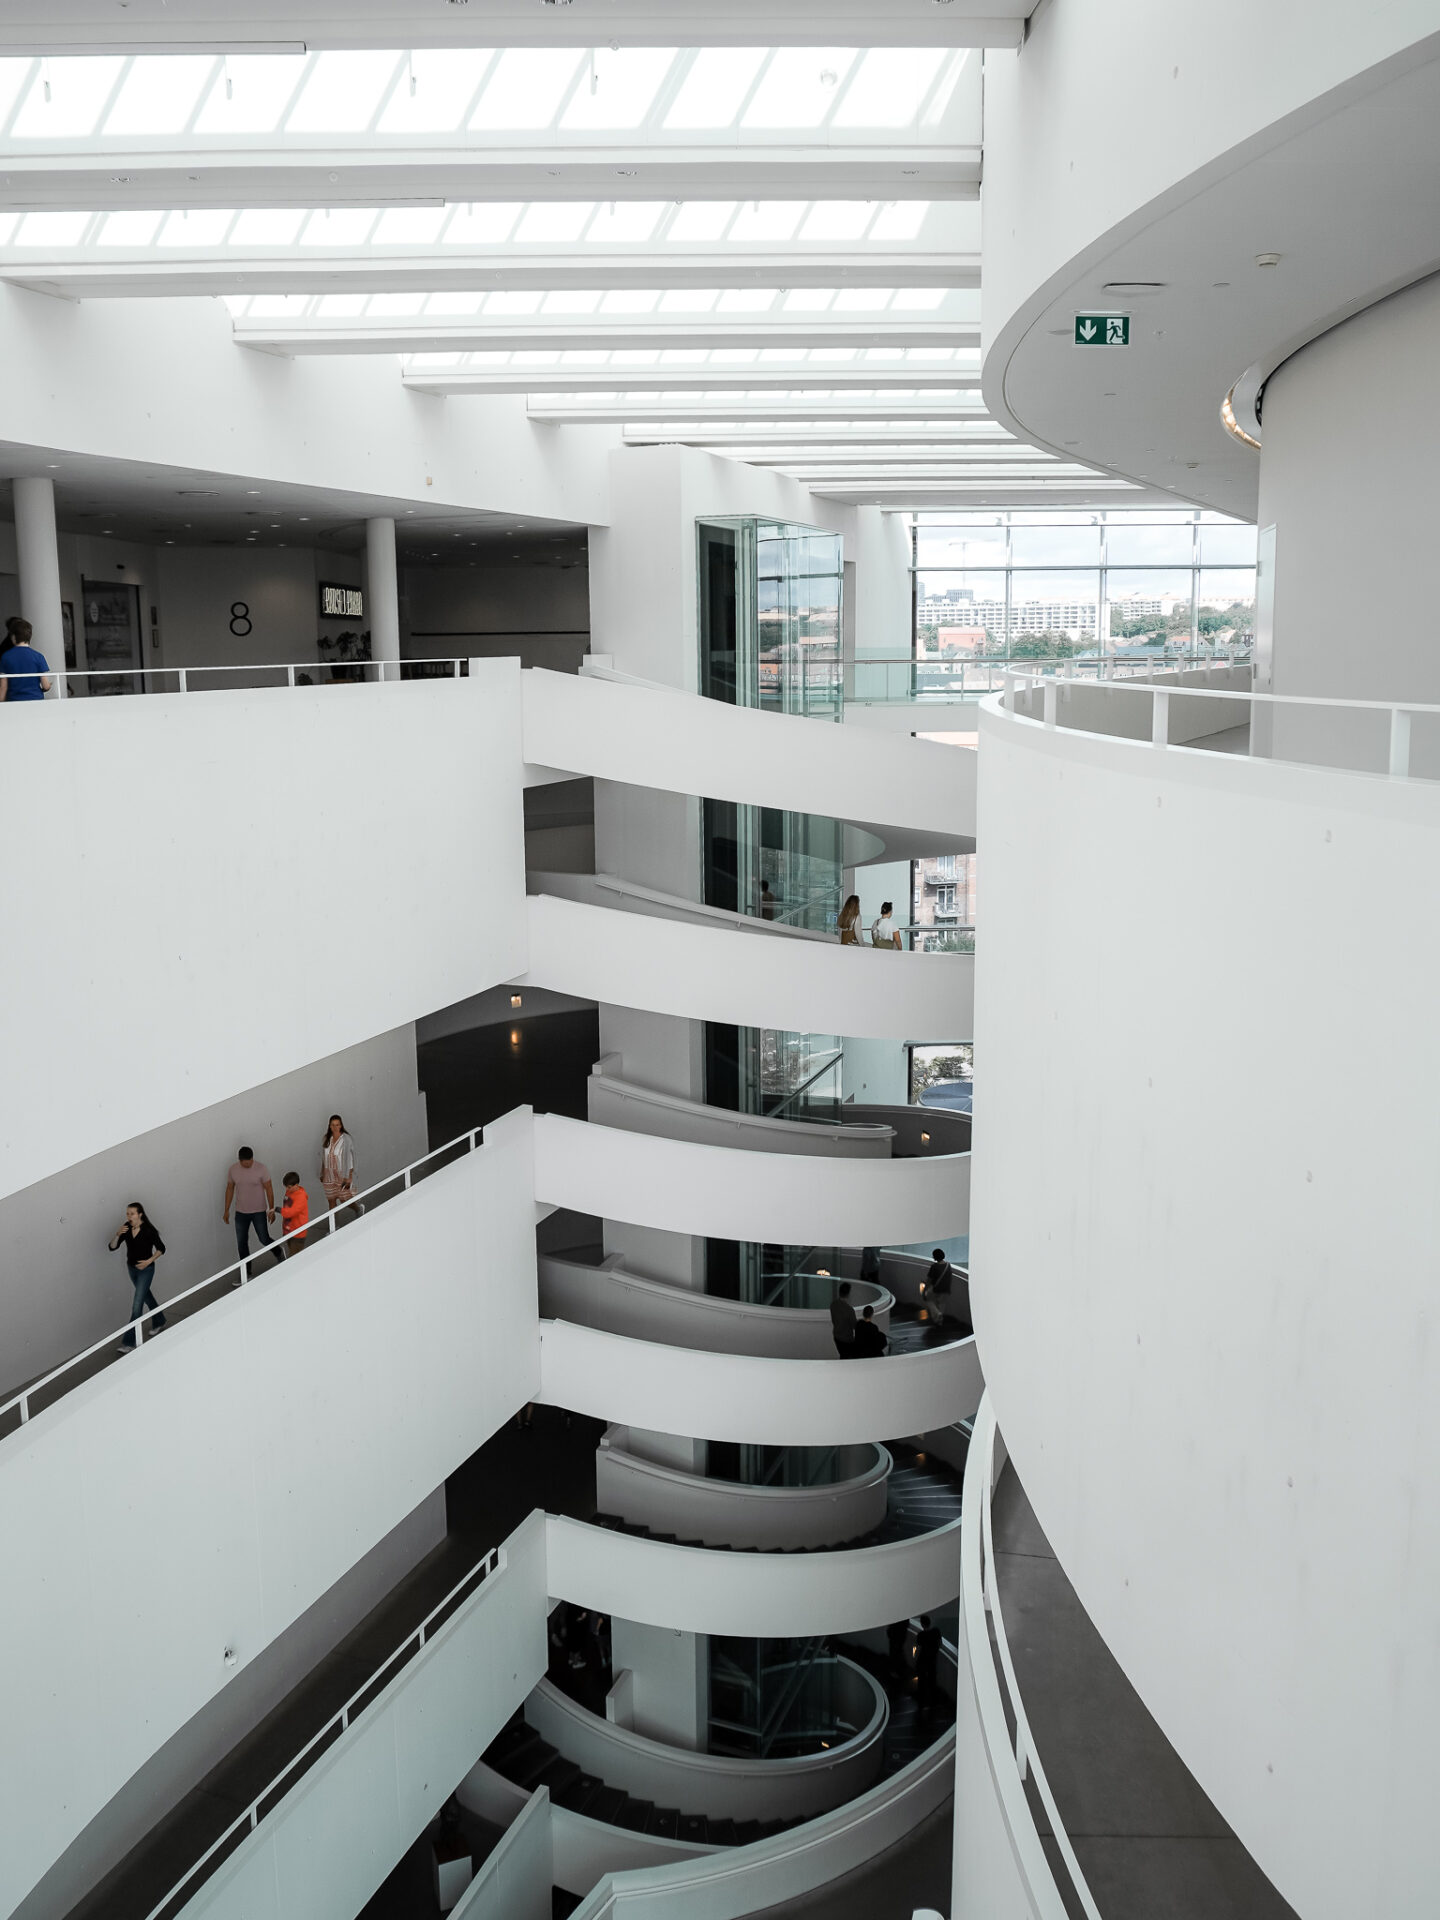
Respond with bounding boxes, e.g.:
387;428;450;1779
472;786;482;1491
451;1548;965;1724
1074;313;1130;346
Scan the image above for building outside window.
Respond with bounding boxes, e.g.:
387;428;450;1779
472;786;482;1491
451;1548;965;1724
912;852;976;948
912;510;1258;661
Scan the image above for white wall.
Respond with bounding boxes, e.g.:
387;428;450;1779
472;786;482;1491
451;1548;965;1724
606;1620;708;1752
452;1781;554;1920
0;1111;540;1917
539;1320;984;1448
155;543;364;673
0;284;614;526
973;699;1440;1920
0;661;527;1200
534;1112;970;1247
519;892;973;1044
0;1022;426;1387
182;1513;549;1920
849;508;913;658
1260;271;1440;709
545;1512;961;1640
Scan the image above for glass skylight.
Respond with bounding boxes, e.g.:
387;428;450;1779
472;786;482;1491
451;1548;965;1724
0;46;977;146
215;285;977;325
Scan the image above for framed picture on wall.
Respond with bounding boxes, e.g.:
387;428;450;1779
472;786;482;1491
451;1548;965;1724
82;580;142;696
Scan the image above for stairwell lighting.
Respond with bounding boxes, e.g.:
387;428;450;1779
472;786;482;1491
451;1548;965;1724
511;993;523;1008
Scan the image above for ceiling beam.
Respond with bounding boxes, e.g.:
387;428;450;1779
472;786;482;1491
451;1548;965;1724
730;448;1058;467
528;398;992;422
0;2;1028;55
237;318;981;355
0;152;979;215
623;425;1011;445
4;250;977;299
405;366;981;395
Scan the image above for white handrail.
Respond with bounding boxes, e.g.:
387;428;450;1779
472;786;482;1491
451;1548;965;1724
0;655;474;690
143;1543;503;1920
0;1127;485;1441
962;1394;1102;1920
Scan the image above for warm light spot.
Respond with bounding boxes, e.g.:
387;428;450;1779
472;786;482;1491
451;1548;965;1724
920;1131;931;1144
509;1028;521;1046
816;1268;830;1277
510;993;523;1008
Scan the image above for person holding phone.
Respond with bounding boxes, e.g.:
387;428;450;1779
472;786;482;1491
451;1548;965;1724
109;1202;167;1350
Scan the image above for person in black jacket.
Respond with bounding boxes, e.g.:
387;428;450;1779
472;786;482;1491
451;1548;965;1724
852;1303;888;1358
109;1202;167;1350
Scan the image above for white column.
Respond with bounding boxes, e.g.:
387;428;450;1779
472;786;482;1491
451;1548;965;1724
365;515;401;683
14;477;65;697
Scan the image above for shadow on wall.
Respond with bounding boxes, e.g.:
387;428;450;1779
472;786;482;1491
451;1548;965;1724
418;1008;600;1150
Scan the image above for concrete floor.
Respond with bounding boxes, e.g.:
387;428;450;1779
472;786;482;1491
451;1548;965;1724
992;1465;1299;1920
755;1798;953;1919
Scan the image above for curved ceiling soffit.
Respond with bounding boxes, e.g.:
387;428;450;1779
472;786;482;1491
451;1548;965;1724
981;31;1440;520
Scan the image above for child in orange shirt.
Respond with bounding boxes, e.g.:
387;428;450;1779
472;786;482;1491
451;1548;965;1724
279;1172;309;1256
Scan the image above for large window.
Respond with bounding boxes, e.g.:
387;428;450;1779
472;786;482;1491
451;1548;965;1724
913;510;1257;661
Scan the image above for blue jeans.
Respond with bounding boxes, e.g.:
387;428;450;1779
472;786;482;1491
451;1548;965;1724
122;1264;165;1347
234;1210;274;1261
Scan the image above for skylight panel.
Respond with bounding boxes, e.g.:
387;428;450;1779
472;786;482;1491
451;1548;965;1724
728;202;805;242
0;214;18;244
891;288;947;310
542;289;604;313
157;208;237;246
469;49;583;131
658;288;719;312
247;294;310;317
94;209;162;245
102;55;217;136
663;48;767;130
783;288;837;311
11;210;90;244
12;57;123;137
741;50;856;129
285;51;401;133
425;291;487;314
515;202;593;243
716;289;778;312
193;55;307;134
369;291;428;315
230;208;305;245
667;203;736;243
799;202;875;242
373;50;493;134
0;58;33;127
870;202;930;241
314;292;371;315
832;50;942;129
371;206;449;243
559;48;675;130
299;208;380;246
443;203;522;243
921;50;969;127
487;290;542;314
599;290;661;313
585;202;665;243
833;289;892;311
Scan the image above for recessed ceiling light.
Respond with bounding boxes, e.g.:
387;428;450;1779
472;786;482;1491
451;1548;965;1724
1255;252;1281;268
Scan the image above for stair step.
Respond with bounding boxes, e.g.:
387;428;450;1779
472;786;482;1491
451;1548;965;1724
731;1820;765;1847
507;1737;560;1788
537;1757;583;1800
646;1805;680;1838
614;1796;654;1831
555;1771;603;1814
678;1812;708;1844
706;1817;738;1847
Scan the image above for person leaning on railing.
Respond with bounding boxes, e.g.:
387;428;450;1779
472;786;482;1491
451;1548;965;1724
837;894;863;946
0;615;53;703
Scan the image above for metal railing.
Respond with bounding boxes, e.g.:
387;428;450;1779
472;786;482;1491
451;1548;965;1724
1002;667;1440;782
963;1395;1102;1920
144;1543;503;1920
0;1127;486;1443
848;647;1250;703
0;655;478;697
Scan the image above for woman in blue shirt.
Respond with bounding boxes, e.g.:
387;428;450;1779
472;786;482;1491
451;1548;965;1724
0;615;52;702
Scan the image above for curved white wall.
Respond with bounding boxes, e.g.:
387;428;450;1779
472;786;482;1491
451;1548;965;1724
539;1319;983;1449
973;698;1440;1920
518;891;974;1044
0;663;527;1201
595;1440;890;1551
545;1513;960;1641
522;666;976;846
540;1257;890;1361
1260;272;1440;706
533;1113;969;1248
0;1113;539;1918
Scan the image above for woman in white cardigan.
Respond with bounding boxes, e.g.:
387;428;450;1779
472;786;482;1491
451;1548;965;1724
319;1114;364;1222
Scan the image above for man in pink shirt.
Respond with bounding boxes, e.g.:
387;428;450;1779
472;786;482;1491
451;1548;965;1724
223;1146;279;1266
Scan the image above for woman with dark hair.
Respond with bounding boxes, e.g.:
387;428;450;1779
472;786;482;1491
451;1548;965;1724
108;1203;166;1351
0;614;52;704
837;894;862;946
319;1113;364;1222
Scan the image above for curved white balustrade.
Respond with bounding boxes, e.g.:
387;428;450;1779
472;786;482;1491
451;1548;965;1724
526;1669;885;1824
539;1320;981;1446
533;1113;970;1247
976;690;1440;1920
521;666;976;847
589;1074;893;1159
540;1256;890;1361
516;885;974;1044
953;1396;1098;1920
544;1510;960;1640
596;1438;891;1551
